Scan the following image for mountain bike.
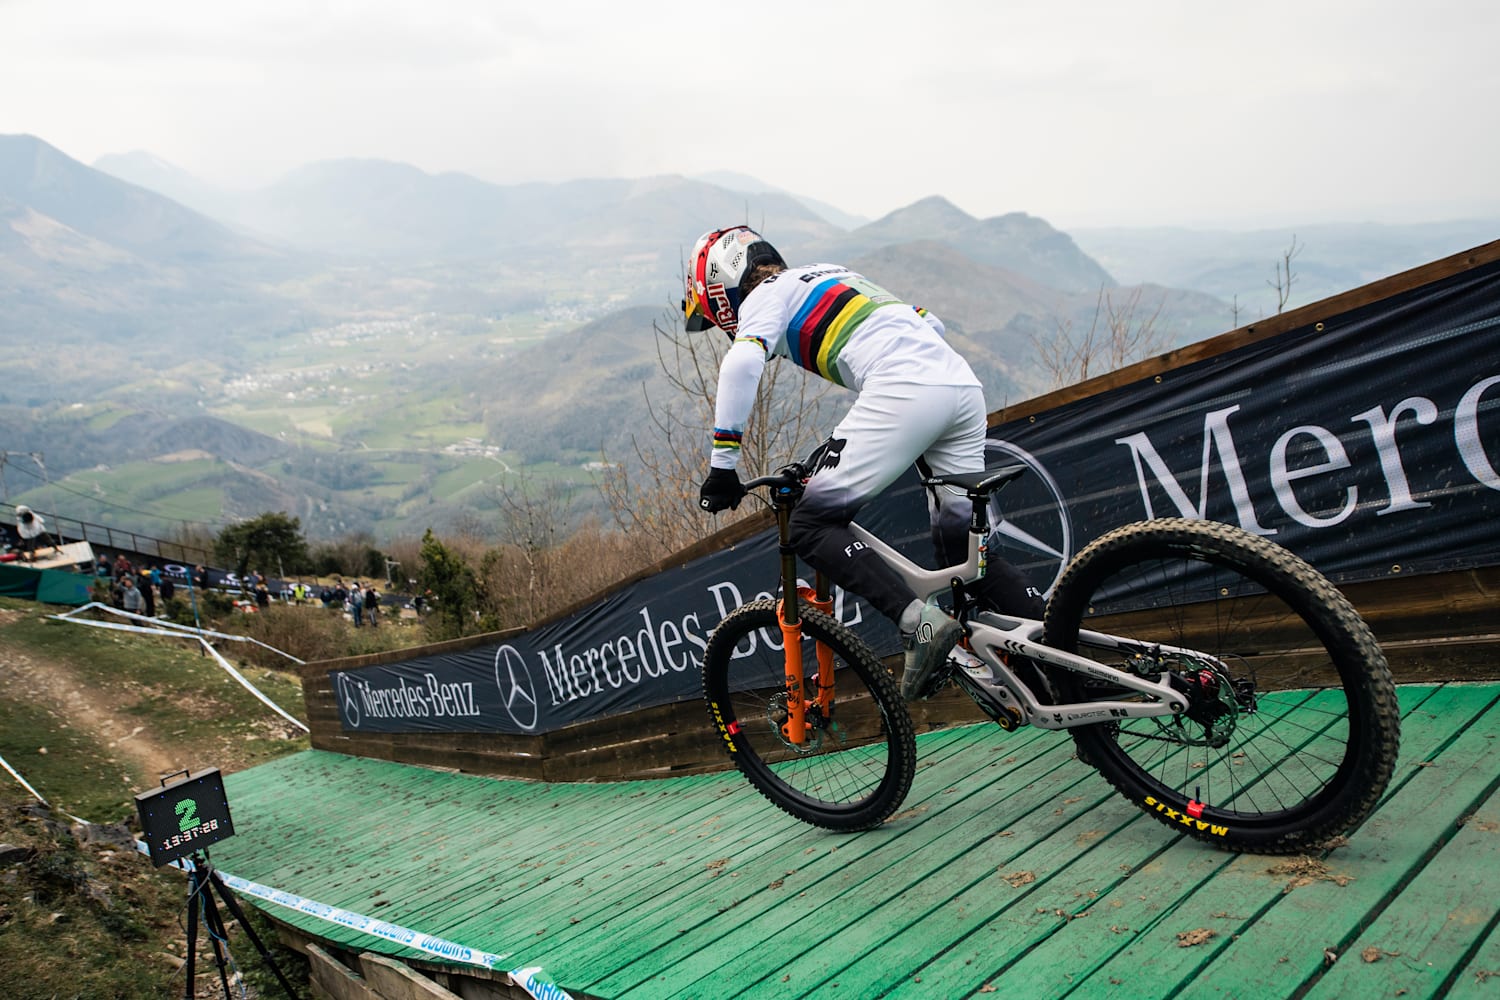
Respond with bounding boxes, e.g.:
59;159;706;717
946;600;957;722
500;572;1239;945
700;457;1401;854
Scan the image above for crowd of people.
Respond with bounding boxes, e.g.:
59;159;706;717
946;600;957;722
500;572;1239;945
83;553;406;626
93;550;167;618
6;507;420;627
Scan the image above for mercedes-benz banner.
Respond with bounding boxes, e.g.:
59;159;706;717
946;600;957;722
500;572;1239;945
332;258;1500;736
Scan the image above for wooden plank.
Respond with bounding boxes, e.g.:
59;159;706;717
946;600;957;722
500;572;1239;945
11;540;94;570
1064;685;1500;998
1303;797;1500;999
887;684;1457;997
308;943;376;1000
478;726;998;968
1448;921;1500;999
360;952;463;1000
208;684;1499;1000
584;729;1106;996
706;692;1335;999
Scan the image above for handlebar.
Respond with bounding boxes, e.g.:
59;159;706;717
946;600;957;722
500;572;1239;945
741;462;811;495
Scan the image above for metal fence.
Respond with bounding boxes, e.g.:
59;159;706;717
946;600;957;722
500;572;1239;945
2;503;213;568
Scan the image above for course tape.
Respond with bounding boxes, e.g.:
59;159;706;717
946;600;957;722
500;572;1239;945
55;603;306;663
47;606;309;733
0;751;51;807
133;843;573;1000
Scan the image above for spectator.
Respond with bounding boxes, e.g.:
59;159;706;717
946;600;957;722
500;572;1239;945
349;583;364;627
160;570;175;602
364;584;380;627
139;571;156;618
254;581;271;610
120;576;143;615
113;553;133;582
193;565;210;592
15;506;49;562
95;553;111;578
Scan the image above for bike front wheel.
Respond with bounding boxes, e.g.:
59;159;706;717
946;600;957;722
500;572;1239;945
702;599;916;831
1044;518;1400;854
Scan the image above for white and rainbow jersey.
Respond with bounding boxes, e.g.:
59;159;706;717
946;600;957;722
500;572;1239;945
710;264;980;468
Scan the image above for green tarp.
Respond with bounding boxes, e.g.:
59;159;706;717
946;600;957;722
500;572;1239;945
0;562;93;605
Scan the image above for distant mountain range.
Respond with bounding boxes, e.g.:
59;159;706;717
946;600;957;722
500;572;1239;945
2;131;1494;544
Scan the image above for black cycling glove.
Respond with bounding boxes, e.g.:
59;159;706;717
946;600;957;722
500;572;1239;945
699;467;745;512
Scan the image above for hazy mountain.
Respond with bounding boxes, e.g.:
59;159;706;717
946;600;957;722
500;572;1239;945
847;240;1229;401
0;134;310;397
7;132;1493;546
1072;221;1500;316
1;135;276;263
807;197;1117;295
694;170;871;231
92;149;246;225
109;157;845;267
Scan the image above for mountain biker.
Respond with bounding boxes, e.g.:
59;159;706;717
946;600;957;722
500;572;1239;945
685;225;1044;700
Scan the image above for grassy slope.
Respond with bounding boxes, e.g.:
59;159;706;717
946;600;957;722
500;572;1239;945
0;596;314;998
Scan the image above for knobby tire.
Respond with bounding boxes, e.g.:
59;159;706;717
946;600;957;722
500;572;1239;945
702;599;916;831
1044;518;1400;854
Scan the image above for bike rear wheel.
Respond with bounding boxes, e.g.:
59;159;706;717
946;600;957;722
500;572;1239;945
702;599;916;831
1044;518;1400;854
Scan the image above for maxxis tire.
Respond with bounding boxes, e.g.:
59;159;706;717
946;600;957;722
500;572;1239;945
1043;518;1400;854
703;599;916;831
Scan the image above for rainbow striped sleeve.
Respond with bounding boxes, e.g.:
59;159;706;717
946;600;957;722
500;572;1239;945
712;426;743;455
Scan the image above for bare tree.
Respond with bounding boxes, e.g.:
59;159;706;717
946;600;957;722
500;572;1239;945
483;475;649;627
1268;234;1303;315
1032;286;1172;390
599;305;835;552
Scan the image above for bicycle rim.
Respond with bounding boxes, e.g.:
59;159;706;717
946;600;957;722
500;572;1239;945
702;599;916;831
1044;518;1399;853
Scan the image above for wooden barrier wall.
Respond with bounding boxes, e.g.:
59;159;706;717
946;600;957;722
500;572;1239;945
298;239;1500;784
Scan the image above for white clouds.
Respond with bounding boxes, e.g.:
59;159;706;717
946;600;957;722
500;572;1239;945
3;0;1497;227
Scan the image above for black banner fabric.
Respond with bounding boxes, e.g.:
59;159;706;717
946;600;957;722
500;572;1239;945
331;530;895;736
984;259;1500;597
332;260;1500;736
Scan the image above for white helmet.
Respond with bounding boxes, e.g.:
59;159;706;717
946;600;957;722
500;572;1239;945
682;226;786;339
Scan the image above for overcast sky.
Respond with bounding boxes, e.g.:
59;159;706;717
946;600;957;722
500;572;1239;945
4;0;1498;230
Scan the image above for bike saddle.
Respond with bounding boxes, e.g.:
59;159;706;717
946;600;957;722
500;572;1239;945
921;464;1025;496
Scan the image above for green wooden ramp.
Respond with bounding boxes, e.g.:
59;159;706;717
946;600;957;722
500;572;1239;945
210;683;1500;999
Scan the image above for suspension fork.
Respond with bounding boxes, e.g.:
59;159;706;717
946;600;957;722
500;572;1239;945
771;495;836;746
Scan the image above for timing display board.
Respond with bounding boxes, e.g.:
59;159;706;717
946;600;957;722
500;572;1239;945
135;769;235;867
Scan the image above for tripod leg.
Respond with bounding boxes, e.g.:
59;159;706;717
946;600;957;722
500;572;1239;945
199;887;235;1000
183;870;200;1000
209;869;301;1000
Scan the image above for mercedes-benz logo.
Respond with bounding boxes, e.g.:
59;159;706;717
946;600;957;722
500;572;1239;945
983;438;1073;598
494;645;540;731
336;672;362;730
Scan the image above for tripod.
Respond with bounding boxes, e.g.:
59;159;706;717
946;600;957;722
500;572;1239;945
182;851;298;999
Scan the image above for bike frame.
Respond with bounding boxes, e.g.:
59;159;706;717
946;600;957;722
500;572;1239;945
846;520;1192;730
760;466;1195;744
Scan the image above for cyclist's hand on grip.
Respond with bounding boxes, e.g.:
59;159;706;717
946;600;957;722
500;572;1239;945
699;467;745;512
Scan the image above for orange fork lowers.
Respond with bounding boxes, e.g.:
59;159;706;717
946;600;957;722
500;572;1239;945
776;588;838;745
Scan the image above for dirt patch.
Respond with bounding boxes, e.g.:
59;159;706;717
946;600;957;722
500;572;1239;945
0;615;179;782
1266;856;1355;893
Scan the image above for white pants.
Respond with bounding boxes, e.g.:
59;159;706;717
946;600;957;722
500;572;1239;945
790;382;989;622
